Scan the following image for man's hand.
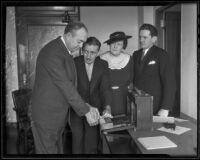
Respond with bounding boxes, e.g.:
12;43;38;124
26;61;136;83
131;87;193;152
158;109;169;117
85;111;99;126
85;103;100;126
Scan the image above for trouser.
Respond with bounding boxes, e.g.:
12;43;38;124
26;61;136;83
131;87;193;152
70;109;99;154
31;121;65;154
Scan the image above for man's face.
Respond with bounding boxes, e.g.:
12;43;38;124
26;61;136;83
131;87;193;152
139;29;154;50
110;40;124;56
67;27;88;53
83;44;99;64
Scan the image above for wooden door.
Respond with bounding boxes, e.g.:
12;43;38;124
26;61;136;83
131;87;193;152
15;7;80;89
165;11;181;117
156;6;181;117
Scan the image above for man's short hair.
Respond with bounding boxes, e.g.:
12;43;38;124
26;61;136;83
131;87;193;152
64;21;88;34
139;24;158;37
82;37;101;51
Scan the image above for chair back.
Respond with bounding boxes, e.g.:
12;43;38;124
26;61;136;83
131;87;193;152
11;89;35;154
12;89;32;120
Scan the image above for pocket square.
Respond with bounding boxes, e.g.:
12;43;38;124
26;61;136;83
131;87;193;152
148;60;156;65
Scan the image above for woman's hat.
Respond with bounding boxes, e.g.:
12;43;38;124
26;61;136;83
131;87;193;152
104;31;132;44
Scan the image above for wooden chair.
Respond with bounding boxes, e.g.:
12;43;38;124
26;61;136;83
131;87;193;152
12;88;35;154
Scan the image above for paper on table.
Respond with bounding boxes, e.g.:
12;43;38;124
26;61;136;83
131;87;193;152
137;136;177;150
153;116;175;123
157;126;191;135
174;117;188;122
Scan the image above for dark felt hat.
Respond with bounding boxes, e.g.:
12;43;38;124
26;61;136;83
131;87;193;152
104;31;132;44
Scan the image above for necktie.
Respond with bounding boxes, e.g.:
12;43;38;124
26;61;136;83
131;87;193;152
141;50;145;61
140;50;145;62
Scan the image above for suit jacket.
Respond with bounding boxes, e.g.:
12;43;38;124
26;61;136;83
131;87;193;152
133;45;176;114
31;37;89;129
74;56;112;112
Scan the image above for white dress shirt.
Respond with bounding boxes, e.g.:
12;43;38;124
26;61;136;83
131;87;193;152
85;63;94;81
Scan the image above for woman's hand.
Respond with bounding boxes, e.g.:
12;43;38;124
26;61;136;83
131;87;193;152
102;105;113;118
127;82;134;91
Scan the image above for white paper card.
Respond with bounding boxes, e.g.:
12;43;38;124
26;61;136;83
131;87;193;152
174;117;188;122
137;136;177;150
153;116;175;123
157;126;191;135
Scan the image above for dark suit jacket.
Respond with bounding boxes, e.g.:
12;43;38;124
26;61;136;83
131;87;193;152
133;45;176;114
74;56;112;112
31;37;89;129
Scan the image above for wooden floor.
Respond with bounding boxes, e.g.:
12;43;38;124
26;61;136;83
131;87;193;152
6;124;18;154
6;123;72;154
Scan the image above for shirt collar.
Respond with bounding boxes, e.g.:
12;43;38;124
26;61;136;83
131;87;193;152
61;36;72;56
85;62;94;68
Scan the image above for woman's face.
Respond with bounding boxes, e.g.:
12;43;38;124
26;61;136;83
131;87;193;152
110;40;124;56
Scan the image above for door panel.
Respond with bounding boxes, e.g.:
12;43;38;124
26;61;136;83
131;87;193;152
165;11;181;117
15;7;80;89
28;25;65;88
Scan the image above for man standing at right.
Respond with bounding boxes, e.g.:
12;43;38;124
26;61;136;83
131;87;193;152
133;23;176;117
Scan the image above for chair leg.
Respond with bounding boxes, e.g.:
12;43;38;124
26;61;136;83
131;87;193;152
25;127;35;154
29;129;36;154
16;123;21;154
24;130;28;154
17;130;25;154
16;135;21;154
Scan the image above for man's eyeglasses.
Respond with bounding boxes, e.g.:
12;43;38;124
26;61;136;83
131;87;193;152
82;50;98;56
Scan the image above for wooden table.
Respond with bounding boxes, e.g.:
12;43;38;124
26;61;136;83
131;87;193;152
102;114;197;157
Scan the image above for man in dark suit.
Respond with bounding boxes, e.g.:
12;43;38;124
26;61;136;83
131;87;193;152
133;23;176;117
31;22;100;154
70;37;112;154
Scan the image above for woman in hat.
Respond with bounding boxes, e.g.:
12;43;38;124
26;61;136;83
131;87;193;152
101;31;133;116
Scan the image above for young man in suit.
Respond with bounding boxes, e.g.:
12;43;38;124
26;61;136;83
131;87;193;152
31;22;100;154
70;37;112;154
132;23;176;117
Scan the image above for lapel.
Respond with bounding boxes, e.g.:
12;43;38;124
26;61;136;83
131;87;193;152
139;45;155;73
90;57;101;93
56;36;70;56
57;37;78;87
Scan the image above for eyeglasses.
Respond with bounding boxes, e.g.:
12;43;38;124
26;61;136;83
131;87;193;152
82;49;98;56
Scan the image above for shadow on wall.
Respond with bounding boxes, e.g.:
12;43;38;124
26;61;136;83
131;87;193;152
6;7;19;123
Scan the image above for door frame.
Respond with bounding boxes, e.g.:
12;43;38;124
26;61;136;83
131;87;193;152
155;4;181;49
155;4;181;116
